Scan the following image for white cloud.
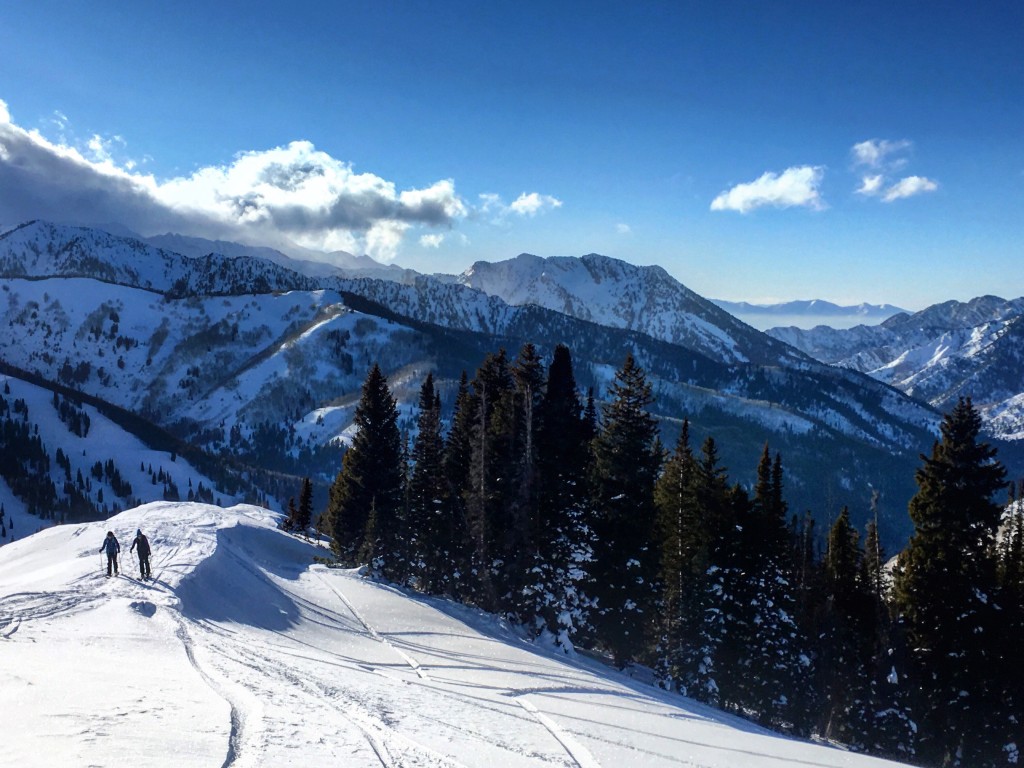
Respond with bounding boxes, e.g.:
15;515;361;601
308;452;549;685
851;139;911;170
479;191;563;220
856;174;885;196
509;192;562;216
0;102;564;260
710;165;825;214
364;221;410;261
616;222;631;234
882;175;939;202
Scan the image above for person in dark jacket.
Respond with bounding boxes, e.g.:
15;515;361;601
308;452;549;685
99;531;120;576
130;528;151;579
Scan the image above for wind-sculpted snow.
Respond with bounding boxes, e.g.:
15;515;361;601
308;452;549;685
0;502;914;767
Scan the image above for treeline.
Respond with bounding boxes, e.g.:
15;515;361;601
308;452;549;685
320;344;1023;767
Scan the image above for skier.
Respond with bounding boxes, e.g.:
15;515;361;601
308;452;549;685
130;528;151;580
99;531;120;576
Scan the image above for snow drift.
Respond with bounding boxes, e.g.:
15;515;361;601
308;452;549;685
0;502;910;767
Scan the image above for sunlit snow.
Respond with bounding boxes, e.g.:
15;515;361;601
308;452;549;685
0;502;911;767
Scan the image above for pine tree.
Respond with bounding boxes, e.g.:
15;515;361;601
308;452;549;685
653;420;699;688
590;353;662;667
525;344;594;652
324;364;404;571
407;373;448;592
893;397;1007;766
441;371;476;600
819;506;875;747
508;343;546;617
284;496;298;530
296;477;313;534
740;447;810;734
464;349;522;612
686;435;735;706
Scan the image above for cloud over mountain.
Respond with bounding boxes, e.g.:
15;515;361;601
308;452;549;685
0;99;557;261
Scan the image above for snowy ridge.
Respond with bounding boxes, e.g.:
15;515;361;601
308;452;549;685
768;296;1024;441
0;220;948;546
0;220;317;296
0;501;913;767
457;253;806;366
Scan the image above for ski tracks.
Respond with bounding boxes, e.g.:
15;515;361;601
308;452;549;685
316;570;431;681
516;698;602;768
173;617;253;768
318;570;603;768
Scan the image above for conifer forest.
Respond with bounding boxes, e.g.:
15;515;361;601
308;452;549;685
319;343;1024;768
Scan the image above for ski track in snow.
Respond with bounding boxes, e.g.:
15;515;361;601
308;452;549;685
173;619;244;768
317;570;433;681
517;697;602;768
0;503;915;768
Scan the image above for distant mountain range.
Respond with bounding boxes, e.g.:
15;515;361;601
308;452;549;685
768;297;1024;445
712;299;908;331
2;220;1021;550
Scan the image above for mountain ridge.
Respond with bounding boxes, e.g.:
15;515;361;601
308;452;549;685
0;220;956;547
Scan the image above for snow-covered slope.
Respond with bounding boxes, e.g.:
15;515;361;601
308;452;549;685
0;372;234;542
0;220;948;547
144;231;416;282
769;296;1024;441
457;253;805;366
0;502;912;768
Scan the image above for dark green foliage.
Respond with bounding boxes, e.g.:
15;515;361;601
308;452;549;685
894;397;1008;766
590;353;662;667
406;374;449;592
324;364;404;571
524;344;595;651
297;477;313;532
441;371;476;600
654;420;700;687
463;349;521;610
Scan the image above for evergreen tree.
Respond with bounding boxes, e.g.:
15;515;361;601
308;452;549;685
653;420;699;688
508;343;546;616
740;447;810;734
819;506;874;747
441;371;476;600
296;477;313;534
324;364;404;572
284;496;298;530
686;435;736;706
407;373;448;592
893;398;1007;766
525;344;594;652
464;349;521;611
590;353;662;667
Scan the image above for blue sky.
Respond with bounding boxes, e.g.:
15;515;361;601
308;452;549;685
1;1;1021;308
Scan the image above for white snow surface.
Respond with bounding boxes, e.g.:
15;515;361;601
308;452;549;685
0;502;911;768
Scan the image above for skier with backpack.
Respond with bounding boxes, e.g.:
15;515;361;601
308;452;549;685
130;528;152;580
99;531;120;577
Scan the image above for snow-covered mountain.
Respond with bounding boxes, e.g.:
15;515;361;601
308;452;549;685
713;299;908;331
144;231;417;282
456;253;805;366
768;296;1024;441
0;501;913;768
0;221;952;546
